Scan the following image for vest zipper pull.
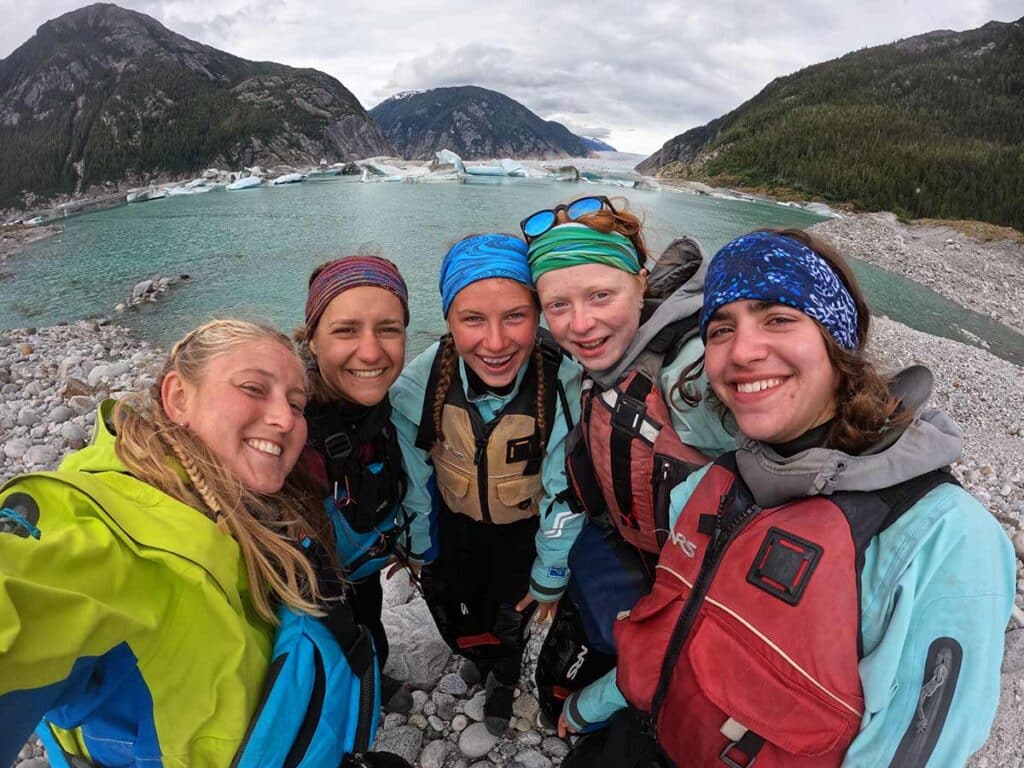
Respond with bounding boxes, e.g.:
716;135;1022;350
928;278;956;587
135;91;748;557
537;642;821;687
474;438;487;466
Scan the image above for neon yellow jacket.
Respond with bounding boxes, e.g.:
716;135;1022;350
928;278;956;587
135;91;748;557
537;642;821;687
0;402;273;767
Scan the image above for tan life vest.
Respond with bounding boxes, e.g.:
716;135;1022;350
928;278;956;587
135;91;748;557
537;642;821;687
415;332;568;524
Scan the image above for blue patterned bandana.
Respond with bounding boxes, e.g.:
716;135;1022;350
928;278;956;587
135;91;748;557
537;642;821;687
699;231;859;350
440;234;532;316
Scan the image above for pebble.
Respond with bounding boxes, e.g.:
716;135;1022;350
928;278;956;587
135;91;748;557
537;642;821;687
437;671;469;696
464;690;486;722
517;730;543;747
542;736;570;758
428;714;445;732
48;405;74;424
1013;532;1024;560
512;749;552;768
458;722;500;759
419;738;450;768
432;691;457;721
372;724;422;764
16;406;39;427
452;714;469;732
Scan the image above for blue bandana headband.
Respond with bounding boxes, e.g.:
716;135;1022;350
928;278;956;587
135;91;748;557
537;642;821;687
699;231;859;350
439;234;532;316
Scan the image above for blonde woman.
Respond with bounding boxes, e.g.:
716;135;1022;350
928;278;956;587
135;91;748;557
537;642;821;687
0;320;408;768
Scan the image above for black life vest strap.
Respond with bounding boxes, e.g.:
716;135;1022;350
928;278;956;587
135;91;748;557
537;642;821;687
608;374;655;526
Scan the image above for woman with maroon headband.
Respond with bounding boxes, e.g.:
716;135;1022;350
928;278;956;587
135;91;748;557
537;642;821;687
297;255;414;714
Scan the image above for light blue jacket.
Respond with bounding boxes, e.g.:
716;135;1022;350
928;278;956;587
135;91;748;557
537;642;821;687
390;340;583;602
565;370;1014;767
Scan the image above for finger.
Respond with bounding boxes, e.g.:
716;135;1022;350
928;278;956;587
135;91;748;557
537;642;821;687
515;594;534;612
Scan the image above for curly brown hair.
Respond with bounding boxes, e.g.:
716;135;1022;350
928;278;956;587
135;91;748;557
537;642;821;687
673;228;911;455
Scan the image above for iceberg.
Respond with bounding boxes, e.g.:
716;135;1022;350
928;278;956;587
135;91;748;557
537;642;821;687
270;172;305;185
226;176;263;191
126;187;168;203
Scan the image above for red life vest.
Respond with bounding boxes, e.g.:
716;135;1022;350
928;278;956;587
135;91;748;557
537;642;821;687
567;368;710;554
615;454;953;767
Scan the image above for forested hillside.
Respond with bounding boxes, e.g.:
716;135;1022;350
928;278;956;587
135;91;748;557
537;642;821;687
638;18;1024;229
0;3;392;207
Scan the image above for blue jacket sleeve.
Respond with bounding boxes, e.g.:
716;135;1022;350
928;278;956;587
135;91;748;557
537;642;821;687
389;343;441;564
842;484;1015;767
529;356;584;602
560;465;712;730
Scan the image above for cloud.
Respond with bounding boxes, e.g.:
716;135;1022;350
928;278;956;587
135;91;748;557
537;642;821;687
2;0;1019;154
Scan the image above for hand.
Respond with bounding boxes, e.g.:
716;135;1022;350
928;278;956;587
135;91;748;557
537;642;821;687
557;711;578;739
384;558;422;583
516;593;559;623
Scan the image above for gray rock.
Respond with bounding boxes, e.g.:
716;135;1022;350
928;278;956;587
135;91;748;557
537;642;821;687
452;714;469;732
61;421;88;449
24;444;58;467
18;759;50;768
87;364;109;387
16;406;40;426
419;738;450;768
132;279;154;299
432;691;457;720
410;689;429;715
381;569;416;607
517;730;543;747
458;722;499;759
382;597;451;689
512;692;539;721
68;395;94;414
464;690;486;722
407;713;428;729
428;714;445;731
49;405;74;424
2;383;19;394
422;699;437;717
512;749;552;768
3;438;29;459
372;724;421;764
437;671;469;696
1014;531;1024;560
542;736;570;758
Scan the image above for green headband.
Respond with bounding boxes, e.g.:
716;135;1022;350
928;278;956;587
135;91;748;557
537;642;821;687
527;223;641;281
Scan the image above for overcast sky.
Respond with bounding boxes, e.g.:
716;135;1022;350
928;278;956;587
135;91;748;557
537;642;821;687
2;0;1020;155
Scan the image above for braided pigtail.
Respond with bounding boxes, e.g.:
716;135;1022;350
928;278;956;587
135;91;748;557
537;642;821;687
534;346;547;444
432;337;458;445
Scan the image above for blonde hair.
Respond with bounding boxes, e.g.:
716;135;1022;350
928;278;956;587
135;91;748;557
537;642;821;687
113;319;334;623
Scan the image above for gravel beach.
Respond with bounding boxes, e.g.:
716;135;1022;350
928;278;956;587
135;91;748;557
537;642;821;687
6;214;1024;767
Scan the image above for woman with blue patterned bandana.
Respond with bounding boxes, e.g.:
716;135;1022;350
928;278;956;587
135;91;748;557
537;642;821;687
559;229;1014;768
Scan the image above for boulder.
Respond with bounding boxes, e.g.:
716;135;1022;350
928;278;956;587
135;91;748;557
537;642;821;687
382;597;451;689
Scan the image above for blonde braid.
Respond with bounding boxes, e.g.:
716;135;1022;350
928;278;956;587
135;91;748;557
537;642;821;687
533;346;547;444
432;338;458;445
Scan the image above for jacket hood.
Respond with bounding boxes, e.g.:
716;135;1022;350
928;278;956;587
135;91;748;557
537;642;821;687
735;366;963;508
589;235;707;388
59;399;128;474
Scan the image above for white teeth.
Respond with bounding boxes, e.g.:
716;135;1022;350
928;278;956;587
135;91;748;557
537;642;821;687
349;369;385;379
577;339;605;350
736;378;783;394
482;355;513;366
246;439;282;456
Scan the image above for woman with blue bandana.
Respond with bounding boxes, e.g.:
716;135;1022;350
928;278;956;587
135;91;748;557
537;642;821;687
523;196;734;727
389;233;582;735
560;229;1013;768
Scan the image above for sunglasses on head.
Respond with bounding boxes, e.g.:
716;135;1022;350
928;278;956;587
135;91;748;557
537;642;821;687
520;196;616;242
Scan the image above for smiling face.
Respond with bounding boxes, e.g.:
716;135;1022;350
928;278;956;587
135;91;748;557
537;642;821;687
309;286;407;406
162;338;308;494
704;299;840;444
447;278;539;388
536;262;646;372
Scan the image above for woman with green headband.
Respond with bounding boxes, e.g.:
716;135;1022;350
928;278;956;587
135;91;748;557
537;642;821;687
523;196;735;730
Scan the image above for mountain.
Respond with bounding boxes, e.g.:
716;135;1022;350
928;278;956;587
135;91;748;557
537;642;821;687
580;136;617;152
638;18;1024;229
0;3;393;207
369;85;590;160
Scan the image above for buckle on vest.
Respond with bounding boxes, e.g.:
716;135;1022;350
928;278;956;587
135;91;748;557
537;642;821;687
746;527;823;606
324;432;353;461
720;741;757;768
610;393;646;434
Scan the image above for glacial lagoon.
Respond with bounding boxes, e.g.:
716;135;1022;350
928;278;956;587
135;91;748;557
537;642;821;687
2;178;1022;365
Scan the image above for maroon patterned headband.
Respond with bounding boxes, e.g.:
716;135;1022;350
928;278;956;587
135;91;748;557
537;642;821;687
305;256;410;333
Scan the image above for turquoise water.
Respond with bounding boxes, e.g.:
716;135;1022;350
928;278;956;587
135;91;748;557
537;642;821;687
2;178;1022;364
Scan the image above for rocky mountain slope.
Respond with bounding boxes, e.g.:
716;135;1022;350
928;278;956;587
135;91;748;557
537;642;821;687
370;86;590;160
0;3;393;207
638;17;1024;229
